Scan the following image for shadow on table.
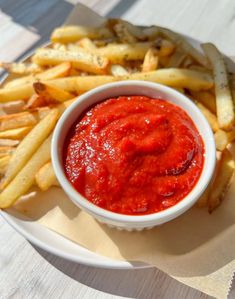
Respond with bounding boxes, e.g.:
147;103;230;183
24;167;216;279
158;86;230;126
33;245;211;299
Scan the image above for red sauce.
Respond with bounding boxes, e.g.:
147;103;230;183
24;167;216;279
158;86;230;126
64;96;204;215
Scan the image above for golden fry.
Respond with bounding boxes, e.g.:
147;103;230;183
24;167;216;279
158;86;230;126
190;90;216;113
33;82;74;103
0;135;51;208
0;62;43;75
1;109;58;189
51;25;113;43
0;111;38;131
202;43;235;130
0;127;32;140
208;149;235;213
0;155;10;175
195;102;219;132
33;48;109;75
35;161;59;191
142;48;159;72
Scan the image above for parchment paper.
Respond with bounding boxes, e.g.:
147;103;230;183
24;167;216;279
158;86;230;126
8;4;235;299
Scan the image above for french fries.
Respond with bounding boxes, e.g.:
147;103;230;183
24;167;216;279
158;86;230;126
125;69;213;91
51;25;113;43
202;43;235;130
190;90;216;113
142;48;159;72
32;48;109;75
35;161;59;191
1;109;58;189
159;27;210;68
195;102;219;132
4;62;72;89
0;62;43;75
0;155;10;175
0;19;234;214
0;135;51;208
0;111;38;131
33;82;74;103
0;126;32;140
208;149;235;213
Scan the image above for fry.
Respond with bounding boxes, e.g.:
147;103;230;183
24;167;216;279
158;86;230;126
160;27;209;68
0;139;19;146
208;149;235;213
142;48;159;72
0;135;51;208
24;95;48;110
51;26;113;43
190;91;216;113
35;161;59;191
2;101;25;114
125;69;213;91
110;64;129;76
0;62;43;75
202;43;235;130
4;62;72;89
195;102;219;132
167;50;186;68
0;155;10;175
1;109;58;189
214;129;235;151
0;127;31;140
0;84;34;102
33;82;74;103
0;111;37;131
0;146;15;158
95;42;152;64
32;48;109;75
78;38;97;51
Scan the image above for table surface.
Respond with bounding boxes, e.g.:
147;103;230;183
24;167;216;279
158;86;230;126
0;0;235;298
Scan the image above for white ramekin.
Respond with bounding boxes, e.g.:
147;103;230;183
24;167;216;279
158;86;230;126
51;81;216;231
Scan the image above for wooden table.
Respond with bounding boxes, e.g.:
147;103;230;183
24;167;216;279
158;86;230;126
0;1;235;298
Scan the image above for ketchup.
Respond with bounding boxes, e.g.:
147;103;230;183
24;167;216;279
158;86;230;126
64;96;204;215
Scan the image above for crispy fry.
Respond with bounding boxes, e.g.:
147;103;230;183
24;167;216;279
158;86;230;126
1;101;25;114
95;42;152;64
202;43;235;130
4;62;72;89
190;90;216;113
35;161;59;191
0;127;31;140
32;48;109;75
195;102;219;132
0;62;43;75
1;109;58;189
78;38;97;50
154;38;175;56
167;50;186;68
208;149;235;213
0;111;37;131
214;129;235;151
110;65;129;76
0;135;51;208
160;27;209;68
51;25;113;43
0;146;15;158
142;48;159;72
0;155;10;175
0;84;34;102
24;95;48;110
125;69;213;91
0;139;19;147
33;82;74;103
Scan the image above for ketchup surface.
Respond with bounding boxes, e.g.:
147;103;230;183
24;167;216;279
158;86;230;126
64;96;204;215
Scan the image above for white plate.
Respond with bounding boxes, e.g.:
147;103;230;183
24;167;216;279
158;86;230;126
1;33;234;270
